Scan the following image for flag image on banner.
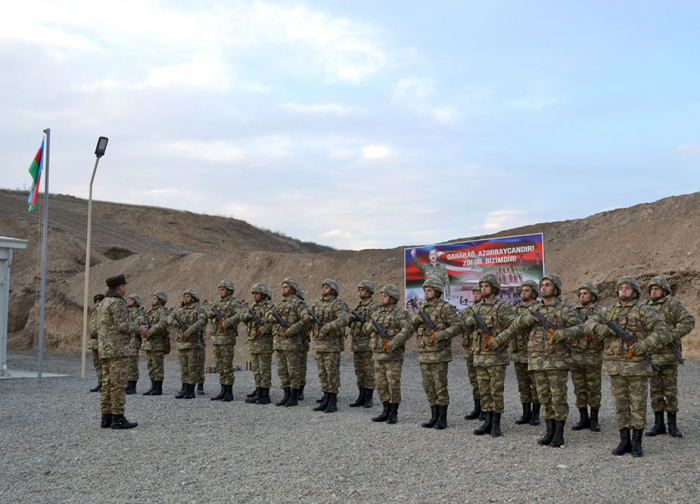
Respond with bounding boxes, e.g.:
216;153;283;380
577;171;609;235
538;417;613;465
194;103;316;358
27;138;45;212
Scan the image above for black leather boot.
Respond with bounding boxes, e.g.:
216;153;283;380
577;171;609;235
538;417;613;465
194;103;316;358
212;385;226;401
386;403;399;424
465;400;481;420
324;393;338;413
285;388;299;407
111;414;138;429
175;383;187;399
589;408;600;432
152;381;163;396
474;412;493;436
100;413;112;428
297;385;305;401
530;403;541;426
313;392;330;411
276;388;291;406
90;383;102;393
645;411;666;436
572;407;590;430
631;429;644;457
184;383;195;399
246;388;259;398
257;388;271;405
222;385;233;402
245;387;259;403
316;393;325;403
435;405;448;430
538;419;555;445
372;401;390;422
667;412;682;438
125;381;137;395
422;406;439;428
363;389;373;408
350;388;365;407
612;428;632;455
550;420;566;447
491;413;502;437
197;383;205;395
515;403;531;425
142;380;155;396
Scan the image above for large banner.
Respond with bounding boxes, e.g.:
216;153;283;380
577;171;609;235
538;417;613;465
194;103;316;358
404;233;545;313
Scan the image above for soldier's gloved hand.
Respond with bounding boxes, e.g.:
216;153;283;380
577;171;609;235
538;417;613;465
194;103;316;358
363;322;376;335
630;340;651;356
320;325;330;336
551;330;567;344
486;338;501;351
410;314;422;326
240;312;253;324
184;328;195;339
433;330;449;343
385;339;399;352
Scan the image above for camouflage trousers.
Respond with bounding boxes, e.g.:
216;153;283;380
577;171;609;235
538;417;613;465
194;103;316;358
420;361;450;406
92;348;102;384
514;362;539;404
465;352;479;401
476;365;506;413
213;344;235;386
127;355;139;382
533;369;569;421
195;345;205;385
374;359;403;404
178;348;198;384
300;349;309;387
144;350;165;381
251;352;273;388
571;362;602;409
610;374;648;430
276;349;304;389
100;356;128;415
316;351;341;394
650;363;679;413
353;350;376;389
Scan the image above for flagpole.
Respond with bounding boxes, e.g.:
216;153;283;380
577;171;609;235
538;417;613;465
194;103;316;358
38;128;50;384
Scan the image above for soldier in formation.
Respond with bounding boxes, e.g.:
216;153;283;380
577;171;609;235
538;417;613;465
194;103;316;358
95;274;148;429
570;282;603;432
460;285;483;420
88;293;104;392
411;278;463;429
125;294;147;395
294;287;310;401
348;280;381;408
142;290;170;396
510;280;540;426
461;274;516;437
363;284;413;424
207;280;244;402
583;276;671;457
242;283;275;405
169;289;208;399
644;276;695;438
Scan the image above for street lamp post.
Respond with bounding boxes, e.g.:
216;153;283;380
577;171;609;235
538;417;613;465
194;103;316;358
80;137;109;379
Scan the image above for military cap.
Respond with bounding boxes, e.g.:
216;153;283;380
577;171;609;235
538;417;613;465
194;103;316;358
422;278;445;296
183;288;200;303
127;294;143;306
617;276;641;299
520;280;539;299
322;278;340;296
648;276;671;296
218;279;235;292
282;277;300;294
540;274;562;297
472;285;481;293
577;281;599;302
105;274;127;288
380;284;401;303
480;273;501;293
152;291;168;304
251;283;272;299
358;280;375;294
93;294;105;303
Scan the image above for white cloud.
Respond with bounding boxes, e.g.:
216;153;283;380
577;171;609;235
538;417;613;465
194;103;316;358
322;229;352;238
481;211;528;231
675;144;700;157
281;103;357;115
163;141;246;162
393;78;435;103
361;144;391;160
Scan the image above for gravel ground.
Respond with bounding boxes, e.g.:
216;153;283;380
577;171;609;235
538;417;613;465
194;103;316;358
2;351;699;503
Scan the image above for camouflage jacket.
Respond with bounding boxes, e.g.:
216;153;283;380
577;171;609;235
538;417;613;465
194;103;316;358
646;296;695;365
304;296;350;353
463;298;516;367
492;297;585;371
143;304;170;352
96;293;141;359
266;296;309;352
413;259;451;298
87;310;99;351
411;299;463;364
363;305;414;362
584;300;671;376
509;301;538;363
169;303;208;350
243;299;274;354
128;306;147;351
348;298;382;352
571;303;603;366
208;295;244;346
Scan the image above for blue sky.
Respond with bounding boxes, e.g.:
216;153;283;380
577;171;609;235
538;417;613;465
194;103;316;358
1;1;699;249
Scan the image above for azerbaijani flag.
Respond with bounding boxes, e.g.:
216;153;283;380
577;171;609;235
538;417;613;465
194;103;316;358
27;138;45;212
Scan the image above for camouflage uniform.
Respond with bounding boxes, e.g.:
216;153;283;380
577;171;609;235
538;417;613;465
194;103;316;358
412;252;451;298
209;282;244;389
510;283;540;425
295;288;310;398
584;276;671;456
348;280;381;407
243;287;274;392
460;286;482;419
363;284;414;423
88;309;102;388
143;292;170;392
645;276;695;438
169;290;208;398
126;296;147;391
304;279;350;413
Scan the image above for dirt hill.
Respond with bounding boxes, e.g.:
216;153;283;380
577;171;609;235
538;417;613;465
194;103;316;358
1;189;698;361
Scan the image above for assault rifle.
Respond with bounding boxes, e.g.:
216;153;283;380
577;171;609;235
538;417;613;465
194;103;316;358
572;311;592;344
606;321;660;371
171;309;188;341
350;309;366;325
370;319;401;362
472;313;501;355
308;311;341;350
528;310;577;354
210;305;225;331
270;311;306;350
669;343;685;365
248;308;272;345
417;311;447;352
